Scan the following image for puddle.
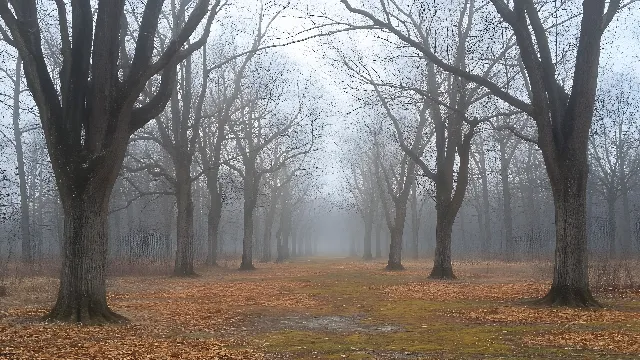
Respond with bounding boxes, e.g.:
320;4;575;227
273;315;402;333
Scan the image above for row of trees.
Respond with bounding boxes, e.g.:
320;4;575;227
0;0;323;323
332;0;639;306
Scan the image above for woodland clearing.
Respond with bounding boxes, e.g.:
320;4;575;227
1;258;639;359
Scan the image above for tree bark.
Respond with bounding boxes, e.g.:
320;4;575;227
539;170;598;307
429;213;456;279
386;205;407;270
206;186;222;266
240;170;259;270
174;167;195;276
45;179;126;324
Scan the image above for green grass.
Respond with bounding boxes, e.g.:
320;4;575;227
244;261;640;359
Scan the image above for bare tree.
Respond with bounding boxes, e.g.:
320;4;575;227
0;0;220;322
340;0;632;306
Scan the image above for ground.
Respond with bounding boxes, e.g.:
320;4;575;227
1;258;640;359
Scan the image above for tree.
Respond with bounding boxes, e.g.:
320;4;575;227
226;62;314;269
3;56;32;263
590;73;640;258
0;0;219;322
340;0;632;306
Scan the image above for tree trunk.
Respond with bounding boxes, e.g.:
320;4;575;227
386;205;407;270
174;166;195;276
240;173;258;270
45;183;126;324
163;195;173;259
410;181;419;259
606;192;617;258
429;212;455;279
261;193;277;262
620;181;632;257
375;220;382;258
479;143;492;256
206;187;222;266
500;142;514;261
13;57;31;264
363;210;373;260
291;225;298;258
539;169;599;307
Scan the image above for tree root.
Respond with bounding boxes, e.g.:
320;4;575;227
385;262;405;271
43;302;128;325
428;265;456;280
239;262;256;271
535;285;602;308
173;269;199;277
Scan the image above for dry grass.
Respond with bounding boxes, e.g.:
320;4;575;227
1;258;639;359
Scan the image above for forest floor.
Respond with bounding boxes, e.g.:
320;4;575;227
1;258;640;359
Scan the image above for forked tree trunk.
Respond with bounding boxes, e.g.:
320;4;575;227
45;182;126;324
206;188;222;266
174;180;195;276
539;168;598;307
429;213;455;279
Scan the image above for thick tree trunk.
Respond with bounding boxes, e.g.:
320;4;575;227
45;185;126;324
206;188;222;266
539;170;599;307
363;211;373;260
429;213;455;279
174;175;195;276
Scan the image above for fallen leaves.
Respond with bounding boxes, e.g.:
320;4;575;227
382;282;548;301
0;323;261;359
448;305;640;324
524;330;640;354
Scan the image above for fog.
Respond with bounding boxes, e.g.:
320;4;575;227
0;0;639;309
